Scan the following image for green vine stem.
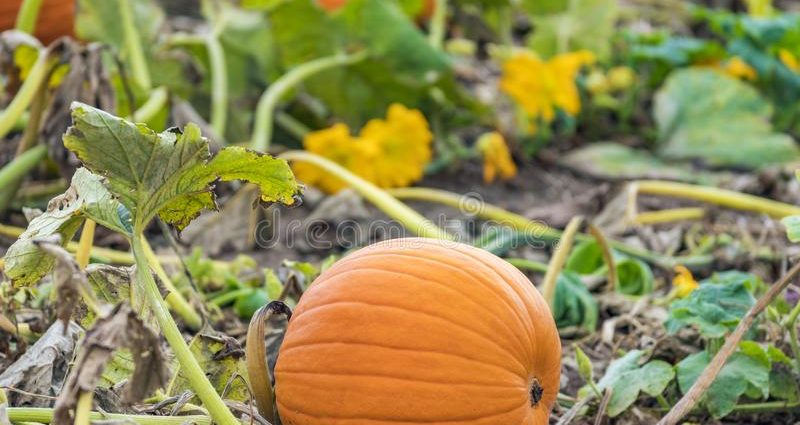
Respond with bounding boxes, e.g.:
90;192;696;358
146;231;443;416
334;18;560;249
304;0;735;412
428;0;448;49
0;49;50;139
280;150;452;240
505;258;549;273
141;238;203;330
131;86;168;123
74;391;94;425
251;51;368;152
0;144;47;188
119;0;152;91
541;216;583;307
205;33;227;137
14;0;44;34
633;207;705;225
387;187;713;269
131;235;238;425
6;407;211;425
632;180;800;218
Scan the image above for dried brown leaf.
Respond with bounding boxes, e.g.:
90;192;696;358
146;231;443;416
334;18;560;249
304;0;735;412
53;304;168;425
33;236;86;327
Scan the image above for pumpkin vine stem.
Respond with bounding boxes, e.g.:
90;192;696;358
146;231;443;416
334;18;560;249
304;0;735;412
131;234;239;425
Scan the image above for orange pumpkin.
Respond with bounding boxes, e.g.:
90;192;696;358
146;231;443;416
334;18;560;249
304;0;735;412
0;0;75;44
275;237;561;425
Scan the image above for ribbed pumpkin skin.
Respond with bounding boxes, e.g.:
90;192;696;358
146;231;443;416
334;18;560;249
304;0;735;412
275;238;561;425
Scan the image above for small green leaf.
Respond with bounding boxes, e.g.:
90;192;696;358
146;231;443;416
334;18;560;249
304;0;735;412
167;334;250;403
653;68;800;168
592;350;675;417
264;269;284;300
666;271;756;338
565;241;605;275
781;215;800;242
575;345;594;383
63;103;301;232
677;346;771;418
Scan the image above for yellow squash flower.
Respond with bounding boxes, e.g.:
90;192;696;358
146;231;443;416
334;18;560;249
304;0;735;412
360;104;433;189
672;265;698;298
292;123;359;194
779;49;800;72
723;57;757;81
500;50;595;126
293;104;433;194
476;132;517;184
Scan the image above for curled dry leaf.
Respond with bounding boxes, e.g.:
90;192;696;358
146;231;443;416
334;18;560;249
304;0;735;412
33;235;98;326
39;39;115;178
52;303;168;425
0;321;81;407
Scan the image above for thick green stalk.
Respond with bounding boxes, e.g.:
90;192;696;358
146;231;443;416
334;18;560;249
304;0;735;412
141;238;203;330
280;151;452;240
0;144;47;187
505;258;549;273
205;33;227;138
14;0;44;34
131;235;237;425
0;51;50;139
633;180;800;218
251;51;368;152
541;217;583;307
428;0;448;49
6;407;211;425
387;187;713;269
119;0;152;91
131;86;168;123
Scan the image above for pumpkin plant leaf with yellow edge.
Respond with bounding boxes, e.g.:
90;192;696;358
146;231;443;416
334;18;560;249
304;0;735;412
167;334;250;403
4;168;131;286
63;102;301;233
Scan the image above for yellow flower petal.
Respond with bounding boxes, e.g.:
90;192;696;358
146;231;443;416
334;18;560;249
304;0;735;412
500;50;594;124
779;49;800;72
672;265;698;298
294;104;433;194
723;57;757;81
477;132;517;184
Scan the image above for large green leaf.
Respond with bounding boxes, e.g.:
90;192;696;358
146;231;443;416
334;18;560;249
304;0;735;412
591;350;675;417
653;68;800;168
268;0;450;126
63;103;301;232
558;142;717;183
677;342;771;418
525;0;618;59
3;169;130;286
665;271;757;338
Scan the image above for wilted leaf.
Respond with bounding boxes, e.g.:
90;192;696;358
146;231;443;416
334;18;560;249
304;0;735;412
616;258;654;296
677;343;771;418
666;271;757;338
591;350;675;417
63;103;301;232
4;168;130;286
553;271;598;331
167;334;249;403
33;237;95;326
53;304;167;425
653;68;800;168
0;321;81;407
